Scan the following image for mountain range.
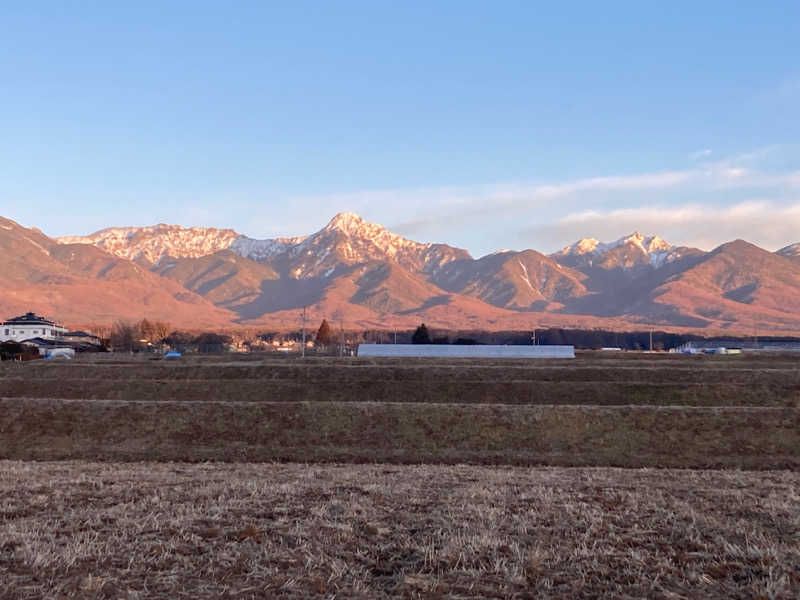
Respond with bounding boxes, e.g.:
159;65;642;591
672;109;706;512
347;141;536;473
3;212;800;334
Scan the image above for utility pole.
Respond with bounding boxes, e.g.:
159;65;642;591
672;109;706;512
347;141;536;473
394;329;397;344
301;306;307;358
649;329;653;352
339;318;345;357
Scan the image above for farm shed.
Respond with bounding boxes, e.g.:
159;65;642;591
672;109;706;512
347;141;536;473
357;344;575;358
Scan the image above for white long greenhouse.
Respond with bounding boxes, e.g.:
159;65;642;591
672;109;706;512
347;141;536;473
357;344;575;359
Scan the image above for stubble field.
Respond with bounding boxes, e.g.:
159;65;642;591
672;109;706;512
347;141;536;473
1;351;799;598
2;462;799;599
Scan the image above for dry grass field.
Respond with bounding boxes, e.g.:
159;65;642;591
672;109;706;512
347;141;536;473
1;352;798;598
1;352;799;468
2;461;798;599
2;352;800;407
2;399;798;468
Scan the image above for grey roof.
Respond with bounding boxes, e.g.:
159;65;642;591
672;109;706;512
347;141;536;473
678;340;800;351
20;337;58;347
2;312;57;326
358;344;575;358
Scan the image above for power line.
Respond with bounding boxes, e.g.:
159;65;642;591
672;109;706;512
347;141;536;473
301;306;306;358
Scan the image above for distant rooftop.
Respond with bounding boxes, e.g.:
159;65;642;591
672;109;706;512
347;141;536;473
2;312;58;326
678;340;800;351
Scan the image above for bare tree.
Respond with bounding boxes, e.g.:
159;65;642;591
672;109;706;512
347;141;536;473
110;320;137;353
88;323;110;340
138;319;154;343
152;321;170;343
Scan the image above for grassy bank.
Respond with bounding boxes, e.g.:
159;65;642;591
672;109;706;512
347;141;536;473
1;399;797;468
1;377;798;406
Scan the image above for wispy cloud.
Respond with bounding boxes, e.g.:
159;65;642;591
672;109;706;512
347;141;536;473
297;170;698;239
689;148;712;160
527;201;800;252
241;145;800;256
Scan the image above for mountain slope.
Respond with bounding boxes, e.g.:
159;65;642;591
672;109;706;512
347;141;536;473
0;217;235;328
152;250;279;309
434;250;589;310
634;240;800;328
5;213;800;333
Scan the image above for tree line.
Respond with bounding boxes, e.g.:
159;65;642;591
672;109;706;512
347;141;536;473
102;317;800;353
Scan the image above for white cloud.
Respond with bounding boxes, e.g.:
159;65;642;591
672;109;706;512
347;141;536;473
784;171;800;186
529;201;800;252
689;149;712;160
722;167;749;179
233;145;800;255
526;170;694;198
280;169;698;239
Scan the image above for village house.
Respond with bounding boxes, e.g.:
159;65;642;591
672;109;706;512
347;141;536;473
0;312;68;342
60;330;103;345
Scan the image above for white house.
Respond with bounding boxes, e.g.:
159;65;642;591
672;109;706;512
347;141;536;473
0;312;69;342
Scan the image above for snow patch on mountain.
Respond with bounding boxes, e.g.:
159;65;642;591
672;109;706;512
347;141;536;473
557;232;671;257
518;260;534;291
58;224;307;265
776;243;800;258
58;225;240;264
553;232;678;268
230;235;307;262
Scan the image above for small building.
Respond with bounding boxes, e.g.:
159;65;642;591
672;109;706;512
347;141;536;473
60;331;102;345
1;312;68;342
676;340;800;353
357;344;575;359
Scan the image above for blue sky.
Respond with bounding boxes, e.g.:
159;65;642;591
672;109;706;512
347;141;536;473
1;1;799;256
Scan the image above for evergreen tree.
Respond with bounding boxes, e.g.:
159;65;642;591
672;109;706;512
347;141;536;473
316;319;333;346
412;323;432;344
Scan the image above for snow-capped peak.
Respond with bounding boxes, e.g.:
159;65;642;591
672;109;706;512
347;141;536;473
557;232;672;258
293;212;427;268
58;224;242;264
58;223;305;265
323;212;370;234
55;212;471;277
777;242;800;258
277;212;471;278
571;238;601;255
621;232;671;254
552;232;678;268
